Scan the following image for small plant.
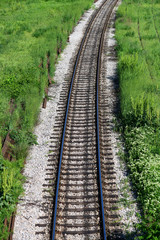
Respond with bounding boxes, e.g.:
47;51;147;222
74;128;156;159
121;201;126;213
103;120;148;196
0;154;24;239
2;168;13;199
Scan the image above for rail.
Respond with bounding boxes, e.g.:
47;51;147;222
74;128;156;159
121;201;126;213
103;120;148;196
51;0;118;239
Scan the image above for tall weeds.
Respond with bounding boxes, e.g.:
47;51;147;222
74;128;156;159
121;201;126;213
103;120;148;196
116;0;160;239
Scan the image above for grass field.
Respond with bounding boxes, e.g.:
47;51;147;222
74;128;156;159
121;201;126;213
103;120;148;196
116;0;160;239
0;0;93;238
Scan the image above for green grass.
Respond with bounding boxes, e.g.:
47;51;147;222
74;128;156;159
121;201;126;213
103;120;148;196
116;0;160;123
116;0;160;239
0;0;93;238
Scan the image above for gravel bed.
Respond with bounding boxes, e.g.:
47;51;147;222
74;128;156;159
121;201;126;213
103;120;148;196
103;1;141;238
13;1;104;239
13;0;141;239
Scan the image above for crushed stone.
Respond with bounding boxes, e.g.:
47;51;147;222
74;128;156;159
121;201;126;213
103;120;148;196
13;1;104;239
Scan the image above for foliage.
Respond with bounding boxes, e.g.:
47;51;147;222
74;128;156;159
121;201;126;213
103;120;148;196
0;0;94;142
116;0;160;239
0;155;24;239
0;0;94;238
121;125;160;239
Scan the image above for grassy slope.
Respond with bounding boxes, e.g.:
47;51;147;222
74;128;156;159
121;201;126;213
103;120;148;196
116;0;160;239
0;0;93;238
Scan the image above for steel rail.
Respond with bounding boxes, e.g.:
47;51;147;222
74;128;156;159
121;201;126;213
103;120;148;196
51;2;107;239
51;0;117;239
96;1;118;239
96;19;107;240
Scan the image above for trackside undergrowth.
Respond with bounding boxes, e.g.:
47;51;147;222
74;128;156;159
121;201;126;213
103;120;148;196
116;0;160;239
0;0;93;238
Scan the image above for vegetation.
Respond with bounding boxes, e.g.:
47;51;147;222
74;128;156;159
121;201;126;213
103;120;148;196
116;0;160;239
0;0;93;238
0;155;24;239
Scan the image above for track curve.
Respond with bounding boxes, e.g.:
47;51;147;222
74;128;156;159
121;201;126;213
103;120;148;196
51;0;119;239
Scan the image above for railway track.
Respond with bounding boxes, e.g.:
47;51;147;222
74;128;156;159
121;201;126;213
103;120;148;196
41;0;121;239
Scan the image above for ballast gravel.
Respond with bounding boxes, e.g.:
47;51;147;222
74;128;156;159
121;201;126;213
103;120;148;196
103;1;140;238
13;0;140;239
13;1;104;240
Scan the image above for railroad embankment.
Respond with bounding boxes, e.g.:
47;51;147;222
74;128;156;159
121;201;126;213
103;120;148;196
0;0;93;238
116;0;160;239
